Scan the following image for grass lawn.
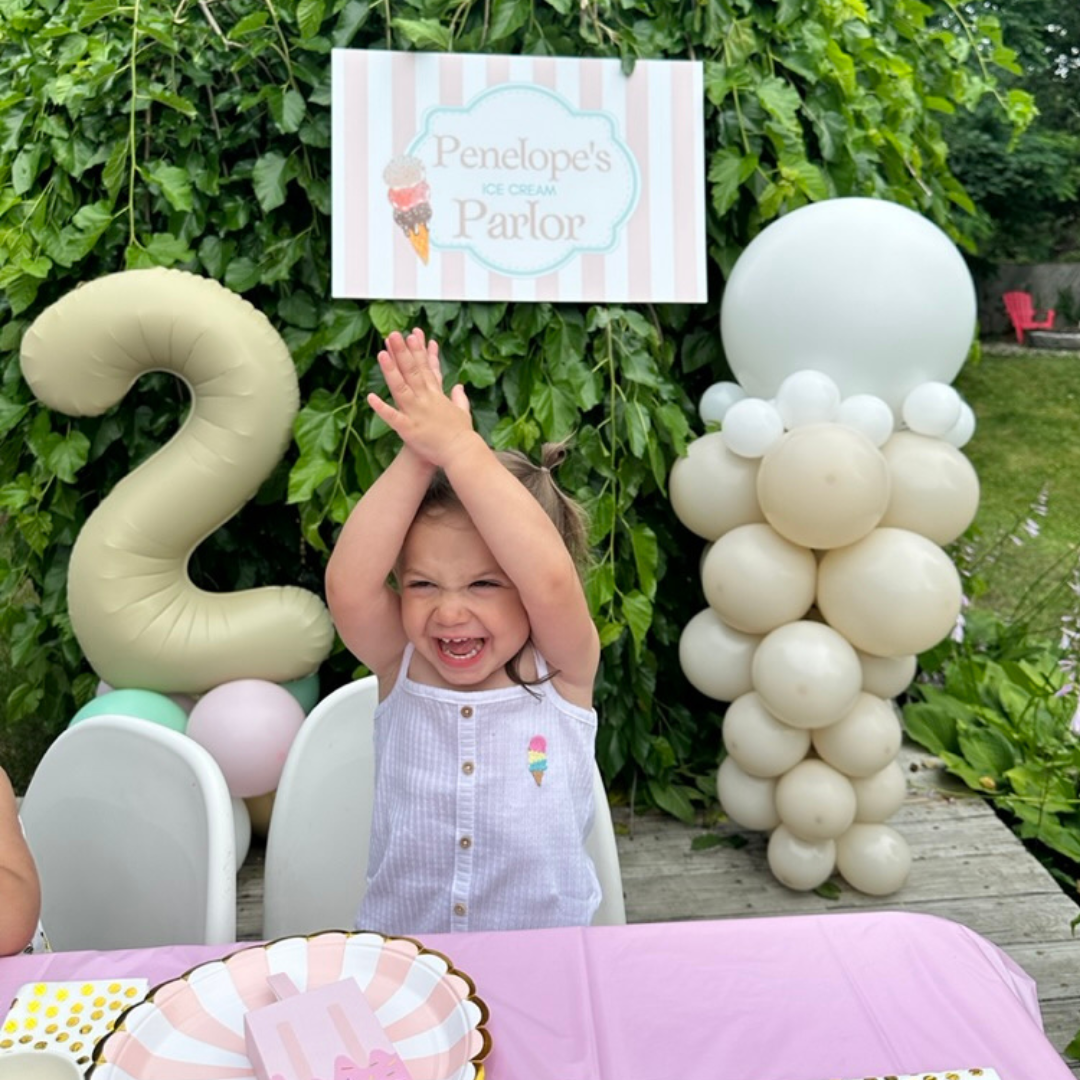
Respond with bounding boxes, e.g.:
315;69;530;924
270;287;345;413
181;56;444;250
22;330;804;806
955;343;1080;630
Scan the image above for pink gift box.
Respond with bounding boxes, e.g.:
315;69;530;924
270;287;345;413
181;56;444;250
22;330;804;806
244;974;412;1080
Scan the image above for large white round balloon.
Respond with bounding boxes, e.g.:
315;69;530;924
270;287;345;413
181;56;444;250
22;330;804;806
717;756;781;831
836;823;912;895
722;692;812;778
879;431;980;546
752;620;863;729
767;825;836;891
701;523;817;635
817;527;963;657
774;759;857;841
720;198;976;410
669;432;765;541
679;608;761;702
756;424;890;550
811;692;903;778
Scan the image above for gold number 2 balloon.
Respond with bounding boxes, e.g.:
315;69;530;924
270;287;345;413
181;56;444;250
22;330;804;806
20;268;334;695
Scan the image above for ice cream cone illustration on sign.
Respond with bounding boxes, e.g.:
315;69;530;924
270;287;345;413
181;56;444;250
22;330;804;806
384;155;432;264
528;735;547;786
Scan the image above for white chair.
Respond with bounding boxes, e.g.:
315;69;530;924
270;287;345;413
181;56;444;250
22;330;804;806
20;715;237;950
262;677;626;938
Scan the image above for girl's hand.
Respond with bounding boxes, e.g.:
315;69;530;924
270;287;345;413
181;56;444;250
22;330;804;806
369;329;474;466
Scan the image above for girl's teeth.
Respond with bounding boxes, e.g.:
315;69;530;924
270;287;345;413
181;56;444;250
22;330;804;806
441;638;481;660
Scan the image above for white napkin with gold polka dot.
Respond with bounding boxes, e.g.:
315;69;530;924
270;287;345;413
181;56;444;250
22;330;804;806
1;980;148;1070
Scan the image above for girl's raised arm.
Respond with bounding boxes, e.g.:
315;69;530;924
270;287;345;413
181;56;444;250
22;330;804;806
0;770;40;957
367;337;599;705
325;331;465;682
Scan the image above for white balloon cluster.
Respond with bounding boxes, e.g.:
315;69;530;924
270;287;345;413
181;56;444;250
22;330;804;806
671;197;982;896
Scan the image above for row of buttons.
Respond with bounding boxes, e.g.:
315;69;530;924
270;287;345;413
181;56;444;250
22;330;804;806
456;705;475;919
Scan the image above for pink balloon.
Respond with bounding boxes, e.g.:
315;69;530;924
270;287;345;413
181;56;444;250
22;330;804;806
186;679;305;797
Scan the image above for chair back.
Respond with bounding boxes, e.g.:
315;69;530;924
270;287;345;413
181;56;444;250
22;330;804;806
262;676;379;939
20;715;237;950
262;677;627;937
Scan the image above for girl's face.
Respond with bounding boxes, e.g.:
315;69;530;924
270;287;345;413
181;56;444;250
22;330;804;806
398;507;531;691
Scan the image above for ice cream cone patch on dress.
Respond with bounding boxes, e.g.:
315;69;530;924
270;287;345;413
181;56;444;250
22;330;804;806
383;155;432;265
528;735;547;786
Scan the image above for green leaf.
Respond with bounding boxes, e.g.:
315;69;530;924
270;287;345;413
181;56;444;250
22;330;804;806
629;523;658;600
813;880;842;900
957;726;1016;780
622;590;653;654
147;164;194;212
708;149;758;217
647;780;696;823
146;89;197;118
229;12;270;38
297;0;326;38
225;257;261;293
392;18;452;50
143;233;195;266
487;0;530;42
252;152;292;212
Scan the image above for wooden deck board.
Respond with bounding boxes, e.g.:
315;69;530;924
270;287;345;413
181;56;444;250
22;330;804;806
237;743;1080;1073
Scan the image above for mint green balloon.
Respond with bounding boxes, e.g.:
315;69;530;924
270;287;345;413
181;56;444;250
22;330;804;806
280;671;320;714
70;689;188;732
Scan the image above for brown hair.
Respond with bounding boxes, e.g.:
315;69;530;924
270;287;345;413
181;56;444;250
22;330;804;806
414;439;591;689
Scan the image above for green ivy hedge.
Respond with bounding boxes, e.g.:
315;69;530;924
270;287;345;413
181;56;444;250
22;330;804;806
0;0;1029;801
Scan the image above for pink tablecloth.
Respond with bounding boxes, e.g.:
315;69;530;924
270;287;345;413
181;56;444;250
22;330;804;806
0;911;1069;1080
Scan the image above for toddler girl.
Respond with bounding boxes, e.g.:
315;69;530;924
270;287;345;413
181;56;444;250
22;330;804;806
325;329;602;934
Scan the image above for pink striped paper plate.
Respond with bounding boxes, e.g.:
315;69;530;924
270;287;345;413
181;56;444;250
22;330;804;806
87;932;491;1080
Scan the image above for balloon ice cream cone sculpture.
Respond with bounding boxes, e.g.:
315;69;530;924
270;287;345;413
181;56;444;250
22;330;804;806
671;198;980;896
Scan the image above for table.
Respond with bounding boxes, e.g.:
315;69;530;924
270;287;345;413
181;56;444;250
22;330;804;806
0;911;1070;1080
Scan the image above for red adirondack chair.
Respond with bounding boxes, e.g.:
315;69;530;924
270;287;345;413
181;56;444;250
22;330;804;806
1003;290;1055;344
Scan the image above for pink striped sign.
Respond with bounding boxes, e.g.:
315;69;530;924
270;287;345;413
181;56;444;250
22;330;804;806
331;50;705;303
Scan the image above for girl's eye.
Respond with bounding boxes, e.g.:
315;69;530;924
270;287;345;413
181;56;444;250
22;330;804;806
406;580;434;590
472;580;500;589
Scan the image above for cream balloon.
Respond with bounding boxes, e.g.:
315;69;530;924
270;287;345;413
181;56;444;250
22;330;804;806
720;197;977;411
835;394;895;447
836;823;912;895
751;620;863;729
817;527;963;657
901;381;962;437
774;759;857;841
775;370;841;429
722;692;812;778
699;380;747;425
851;761;908;823
669;432;765;541
879;431;980;546
717;756;781;831
720;398;785;458
701;523;817;635
767;825;837;891
756;424;890;550
20;269;334;693
858;650;917;699
679;608;760;702
811;692;903;778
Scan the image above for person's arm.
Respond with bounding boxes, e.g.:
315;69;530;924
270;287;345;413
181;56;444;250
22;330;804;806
0;769;41;957
325;331;468;681
367;334;600;704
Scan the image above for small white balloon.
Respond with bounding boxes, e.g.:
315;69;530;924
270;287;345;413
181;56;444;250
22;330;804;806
942;400;977;448
752;620;863;729
851;761;908;822
767;825;837;891
811;692;903;778
699;380;747;425
669;432;765;541
722;692;812;778
775;370;841;429
775;759;858;841
835;394;895;447
717;756;781;831
901;381;962;437
721;398;785;459
836;823;912;894
858;650;917;699
679;608;761;702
